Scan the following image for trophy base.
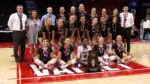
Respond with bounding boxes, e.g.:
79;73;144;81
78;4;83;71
87;67;101;73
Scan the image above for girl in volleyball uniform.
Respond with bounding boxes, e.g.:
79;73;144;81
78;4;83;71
77;38;92;67
89;17;100;40
66;15;78;38
41;19;55;41
34;39;66;70
112;35;133;63
112;43;125;59
105;36;122;64
58;38;79;68
54;27;65;41
59;44;74;62
77;16;90;40
97;36;110;65
53;18;66;43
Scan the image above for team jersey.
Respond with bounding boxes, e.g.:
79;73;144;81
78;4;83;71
89;25;100;39
112;43;125;58
77;23;90;38
77;45;92;64
38;47;53;64
98;44;107;57
53;26;65;41
65;22;77;37
41;25;55;39
59;45;74;62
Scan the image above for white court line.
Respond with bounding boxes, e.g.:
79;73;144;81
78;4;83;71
10;67;150;81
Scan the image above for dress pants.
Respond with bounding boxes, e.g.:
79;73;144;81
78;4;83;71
12;31;26;62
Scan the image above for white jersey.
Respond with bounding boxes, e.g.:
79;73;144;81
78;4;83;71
143;20;150;29
106;43;113;52
77;45;92;63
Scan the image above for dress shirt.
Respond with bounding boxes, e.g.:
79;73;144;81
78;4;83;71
119;12;134;28
8;13;27;31
41;14;56;26
143;20;150;29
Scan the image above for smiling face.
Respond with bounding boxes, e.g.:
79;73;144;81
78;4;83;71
42;39;49;47
69;15;76;24
16;5;23;14
79;4;85;11
31;10;37;19
112;17;117;24
102;8;107;15
70;6;76;13
98;36;104;44
60;7;65;14
57;18;64;27
45;19;52;28
113;8;118;15
116;35;122;43
92;17;98;25
80;16;86;23
83;38;88;48
47;7;53;14
91;7;96;14
123;6;128;13
64;38;71;46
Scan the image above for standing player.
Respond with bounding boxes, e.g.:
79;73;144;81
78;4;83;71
99;8;109;37
42;18;55;41
89;17;100;40
110;16;120;42
65;15;77;38
53;18;66;44
77;16;90;41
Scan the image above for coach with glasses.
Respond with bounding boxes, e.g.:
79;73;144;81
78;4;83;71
8;5;27;63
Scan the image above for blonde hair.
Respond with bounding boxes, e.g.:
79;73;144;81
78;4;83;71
44;18;51;28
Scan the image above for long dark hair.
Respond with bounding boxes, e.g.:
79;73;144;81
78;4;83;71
30;10;39;20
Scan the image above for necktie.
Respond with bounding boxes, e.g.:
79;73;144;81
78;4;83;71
19;14;23;30
123;13;126;28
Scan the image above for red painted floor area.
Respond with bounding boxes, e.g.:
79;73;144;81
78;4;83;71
0;40;150;84
16;48;150;84
18;60;150;84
